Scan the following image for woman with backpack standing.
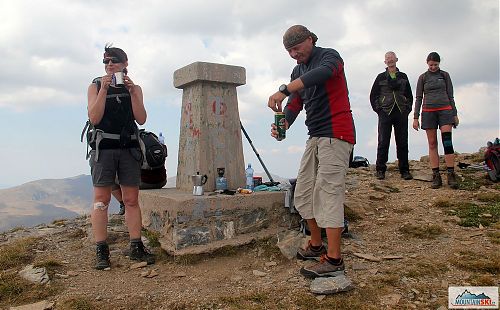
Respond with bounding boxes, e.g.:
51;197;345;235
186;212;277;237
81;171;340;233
87;45;154;269
412;52;459;189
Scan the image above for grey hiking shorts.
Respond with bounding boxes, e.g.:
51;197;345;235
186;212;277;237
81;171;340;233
421;109;455;129
89;148;141;187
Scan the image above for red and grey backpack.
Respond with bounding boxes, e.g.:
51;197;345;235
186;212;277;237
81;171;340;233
484;139;500;182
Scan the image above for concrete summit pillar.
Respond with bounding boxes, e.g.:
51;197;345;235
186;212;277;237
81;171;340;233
174;62;246;192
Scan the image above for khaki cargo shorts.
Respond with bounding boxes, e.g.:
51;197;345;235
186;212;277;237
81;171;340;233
294;137;353;228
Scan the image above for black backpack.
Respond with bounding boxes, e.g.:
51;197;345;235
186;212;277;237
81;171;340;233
350;156;370;168
82;122;167;170
138;130;167;170
485;139;500;182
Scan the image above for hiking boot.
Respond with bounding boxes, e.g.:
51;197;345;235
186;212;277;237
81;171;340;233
431;173;442;189
375;170;385;180
129;241;155;265
447;171;459;189
300;254;345;279
117;203;125;215
296;240;327;261
401;171;413;180
95;243;110;270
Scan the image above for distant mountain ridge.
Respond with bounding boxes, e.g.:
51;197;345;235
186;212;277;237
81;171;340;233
0;175;108;232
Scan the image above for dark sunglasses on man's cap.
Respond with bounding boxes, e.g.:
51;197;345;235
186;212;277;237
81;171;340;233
103;57;121;64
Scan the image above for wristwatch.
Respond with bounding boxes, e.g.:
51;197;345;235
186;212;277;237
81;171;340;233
279;84;291;96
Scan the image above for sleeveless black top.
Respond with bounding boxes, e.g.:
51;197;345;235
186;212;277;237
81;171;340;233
92;78;138;149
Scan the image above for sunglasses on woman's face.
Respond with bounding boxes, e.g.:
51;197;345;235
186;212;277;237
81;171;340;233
103;57;121;64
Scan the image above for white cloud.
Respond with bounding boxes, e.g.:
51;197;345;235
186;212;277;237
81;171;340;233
287;145;305;154
0;87;79;112
455;83;499;127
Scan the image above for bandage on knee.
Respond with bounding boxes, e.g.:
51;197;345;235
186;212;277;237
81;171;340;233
441;132;454;154
93;202;109;211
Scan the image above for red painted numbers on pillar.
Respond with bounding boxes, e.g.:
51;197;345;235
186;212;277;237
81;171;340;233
212;98;227;116
184;102;201;138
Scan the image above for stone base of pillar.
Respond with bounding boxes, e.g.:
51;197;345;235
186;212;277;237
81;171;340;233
139;189;300;256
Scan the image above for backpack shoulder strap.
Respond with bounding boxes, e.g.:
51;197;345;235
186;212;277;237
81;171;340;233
91;77;101;93
81;120;92;142
81;77;102;159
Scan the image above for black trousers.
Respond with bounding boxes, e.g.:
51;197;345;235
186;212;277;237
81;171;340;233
376;109;409;173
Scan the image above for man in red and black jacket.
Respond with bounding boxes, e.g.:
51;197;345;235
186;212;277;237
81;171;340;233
370;51;413;180
268;25;356;279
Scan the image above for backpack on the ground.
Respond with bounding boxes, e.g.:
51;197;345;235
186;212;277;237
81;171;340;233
350;156;370;168
484;139;500;182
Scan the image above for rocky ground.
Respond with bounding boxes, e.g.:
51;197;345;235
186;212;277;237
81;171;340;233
1;153;499;310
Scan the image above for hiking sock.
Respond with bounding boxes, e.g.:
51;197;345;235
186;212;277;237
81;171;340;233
310;244;323;251
432;167;440;175
447;167;455;173
130;238;142;245
325;255;343;265
96;240;107;247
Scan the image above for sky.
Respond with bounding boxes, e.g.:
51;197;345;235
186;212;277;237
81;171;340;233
0;0;498;188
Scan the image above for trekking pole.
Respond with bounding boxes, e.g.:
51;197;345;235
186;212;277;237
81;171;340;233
240;121;275;183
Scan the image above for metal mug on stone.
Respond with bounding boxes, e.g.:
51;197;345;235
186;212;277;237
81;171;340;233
191;172;208;196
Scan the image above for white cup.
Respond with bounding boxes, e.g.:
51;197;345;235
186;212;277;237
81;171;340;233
113;71;124;86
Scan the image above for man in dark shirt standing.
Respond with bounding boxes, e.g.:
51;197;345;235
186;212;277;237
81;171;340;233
370;51;413;180
268;25;356;278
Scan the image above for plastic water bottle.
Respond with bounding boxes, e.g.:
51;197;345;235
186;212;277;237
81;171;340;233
245;163;254;190
158;132;165;145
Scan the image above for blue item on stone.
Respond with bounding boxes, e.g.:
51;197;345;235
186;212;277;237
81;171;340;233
253;184;269;191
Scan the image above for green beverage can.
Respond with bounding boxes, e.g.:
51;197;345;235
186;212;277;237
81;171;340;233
275;112;286;141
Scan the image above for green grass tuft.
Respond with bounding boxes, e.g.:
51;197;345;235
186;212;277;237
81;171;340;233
469;274;498;286
33;259;63;277
451;250;500;274
458;174;489;191
435;199;499;228
399;224;444;239
8;227;25;233
0;272;61;308
57;297;97;310
403;260;449;278
142;229;161;248
0;238;38;270
52;219;66;226
67;228;87;239
450;202;499;227
477;192;500;202
433;199;454;209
